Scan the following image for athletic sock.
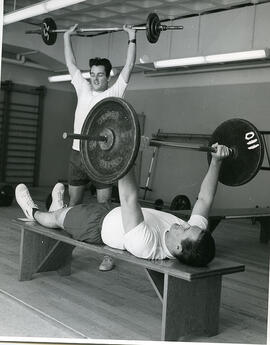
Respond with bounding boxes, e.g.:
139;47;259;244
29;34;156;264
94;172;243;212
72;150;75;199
32;208;39;219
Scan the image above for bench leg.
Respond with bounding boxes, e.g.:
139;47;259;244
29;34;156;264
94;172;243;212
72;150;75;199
145;269;222;341
257;217;270;243
19;227;75;281
161;274;222;341
145;269;164;302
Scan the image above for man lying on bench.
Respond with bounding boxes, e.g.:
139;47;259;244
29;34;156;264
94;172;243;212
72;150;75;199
15;143;229;267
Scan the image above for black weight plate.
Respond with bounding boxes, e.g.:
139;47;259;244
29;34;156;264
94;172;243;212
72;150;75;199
170;194;191;210
0;184;15;206
42;17;57;45
146;13;161;43
80;97;141;184
208;118;264;186
154;198;164;210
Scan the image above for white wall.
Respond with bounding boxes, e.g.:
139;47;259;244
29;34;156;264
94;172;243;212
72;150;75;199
3;21;66;67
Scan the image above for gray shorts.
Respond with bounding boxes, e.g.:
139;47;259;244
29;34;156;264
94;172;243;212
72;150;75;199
68;149;112;189
63;200;114;243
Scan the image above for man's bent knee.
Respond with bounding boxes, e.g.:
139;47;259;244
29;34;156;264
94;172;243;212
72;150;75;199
54;207;73;229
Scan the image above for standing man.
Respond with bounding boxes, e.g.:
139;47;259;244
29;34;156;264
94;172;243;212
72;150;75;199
63;24;137;271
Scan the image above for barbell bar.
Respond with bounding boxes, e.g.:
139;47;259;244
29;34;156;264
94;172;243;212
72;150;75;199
25;13;183;45
38;24;180;33
63;132;231;154
62;132;106;142
62;97;264;187
27;25;147;34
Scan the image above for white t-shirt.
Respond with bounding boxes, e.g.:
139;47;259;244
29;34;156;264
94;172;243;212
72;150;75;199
71;69;128;151
101;207;208;260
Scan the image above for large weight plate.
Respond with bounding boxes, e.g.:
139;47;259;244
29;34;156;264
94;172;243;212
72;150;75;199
208;118;264;186
42;18;57;45
80;97;141;184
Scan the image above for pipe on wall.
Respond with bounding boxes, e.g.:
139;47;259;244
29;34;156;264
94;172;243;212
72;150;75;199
2;56;50;71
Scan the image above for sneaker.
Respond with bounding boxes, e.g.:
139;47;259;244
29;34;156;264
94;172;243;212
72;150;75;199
99;255;115;271
15;184;38;220
49;183;65;212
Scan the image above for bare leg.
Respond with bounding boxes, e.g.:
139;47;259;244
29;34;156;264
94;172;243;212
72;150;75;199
96;187;112;203
96;188;114;271
118;168;144;232
34;207;72;229
68;185;85;206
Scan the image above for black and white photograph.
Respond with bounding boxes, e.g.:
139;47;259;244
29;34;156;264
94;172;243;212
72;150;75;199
0;0;269;344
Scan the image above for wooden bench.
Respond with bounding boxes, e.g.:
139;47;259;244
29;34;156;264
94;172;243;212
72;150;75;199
15;219;245;341
169;207;270;243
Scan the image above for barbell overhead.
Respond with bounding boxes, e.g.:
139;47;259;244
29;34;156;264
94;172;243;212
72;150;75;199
63;98;264;186
25;12;183;45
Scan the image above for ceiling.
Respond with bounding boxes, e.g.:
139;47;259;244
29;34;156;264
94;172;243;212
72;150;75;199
2;0;270;73
3;0;268;29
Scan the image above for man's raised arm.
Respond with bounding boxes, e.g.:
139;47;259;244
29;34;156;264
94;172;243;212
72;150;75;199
63;24;79;78
120;25;137;83
191;143;230;219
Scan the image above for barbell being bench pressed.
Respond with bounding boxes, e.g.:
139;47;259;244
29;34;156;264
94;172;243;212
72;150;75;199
25;13;183;46
62;97;264;186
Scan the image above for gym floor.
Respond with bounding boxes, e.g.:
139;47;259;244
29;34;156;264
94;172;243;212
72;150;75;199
0;187;269;343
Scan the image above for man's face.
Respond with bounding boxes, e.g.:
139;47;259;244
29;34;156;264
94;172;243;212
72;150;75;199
169;223;202;254
89;65;109;92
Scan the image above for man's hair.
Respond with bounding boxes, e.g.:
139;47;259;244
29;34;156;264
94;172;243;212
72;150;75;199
175;229;215;267
89;57;112;78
